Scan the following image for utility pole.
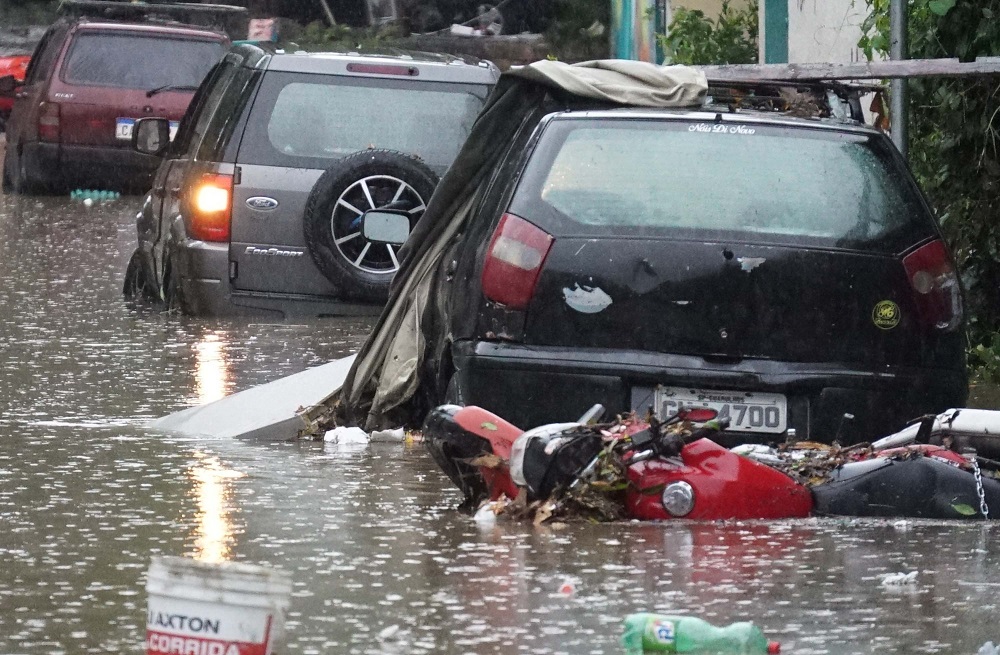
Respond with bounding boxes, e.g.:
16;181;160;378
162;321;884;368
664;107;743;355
889;0;908;159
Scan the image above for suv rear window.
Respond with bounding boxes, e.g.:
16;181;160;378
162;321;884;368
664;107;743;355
238;71;490;174
62;32;225;90
513;118;935;251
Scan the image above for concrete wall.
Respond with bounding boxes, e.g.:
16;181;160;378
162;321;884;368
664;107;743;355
762;0;869;64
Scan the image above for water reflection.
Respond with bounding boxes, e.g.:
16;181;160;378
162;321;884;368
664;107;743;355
187;452;244;563
192;332;231;405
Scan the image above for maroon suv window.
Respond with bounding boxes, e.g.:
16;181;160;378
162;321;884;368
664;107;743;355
61;32;225;90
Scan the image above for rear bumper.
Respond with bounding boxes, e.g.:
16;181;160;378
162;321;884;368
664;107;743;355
449;340;968;442
23;141;159;187
172;238;382;318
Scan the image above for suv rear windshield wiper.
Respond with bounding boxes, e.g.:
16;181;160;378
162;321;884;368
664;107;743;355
146;84;199;98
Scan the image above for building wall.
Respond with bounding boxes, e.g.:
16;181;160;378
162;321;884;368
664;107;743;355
759;0;870;64
786;0;867;63
672;0;749;17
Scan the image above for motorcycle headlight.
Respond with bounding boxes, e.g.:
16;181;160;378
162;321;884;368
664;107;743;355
661;481;695;517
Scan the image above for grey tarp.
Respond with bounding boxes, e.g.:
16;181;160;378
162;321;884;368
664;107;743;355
334;59;708;429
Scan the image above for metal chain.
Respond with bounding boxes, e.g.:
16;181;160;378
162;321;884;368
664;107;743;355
970;454;990;520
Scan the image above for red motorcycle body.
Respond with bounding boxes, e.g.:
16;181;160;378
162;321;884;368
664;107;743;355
624;439;814;520
451;406;521;501
423;405;995;521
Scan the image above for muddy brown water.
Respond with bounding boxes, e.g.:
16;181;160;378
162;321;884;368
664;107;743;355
1;188;1000;655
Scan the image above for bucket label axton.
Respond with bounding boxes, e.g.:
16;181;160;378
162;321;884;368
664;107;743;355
146;604;274;655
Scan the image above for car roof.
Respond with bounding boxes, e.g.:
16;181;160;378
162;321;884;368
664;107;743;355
260;49;499;84
546;107;882;136
69;19;228;40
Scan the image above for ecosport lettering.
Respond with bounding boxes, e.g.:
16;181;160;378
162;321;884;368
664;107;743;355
244;246;303;257
688;123;756;135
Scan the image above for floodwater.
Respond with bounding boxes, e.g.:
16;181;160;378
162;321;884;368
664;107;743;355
1;190;999;655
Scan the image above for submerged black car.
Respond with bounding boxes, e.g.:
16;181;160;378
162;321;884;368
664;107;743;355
339;62;967;445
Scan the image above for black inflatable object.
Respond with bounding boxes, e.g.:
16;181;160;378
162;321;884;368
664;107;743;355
422;405;491;508
812;456;1000;519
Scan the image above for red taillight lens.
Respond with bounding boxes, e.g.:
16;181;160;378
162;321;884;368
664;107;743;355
481;213;554;310
188;173;233;242
902;239;962;331
38;101;60;142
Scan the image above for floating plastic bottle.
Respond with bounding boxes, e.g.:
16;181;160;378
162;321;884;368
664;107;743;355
622;613;780;654
71;189;120;201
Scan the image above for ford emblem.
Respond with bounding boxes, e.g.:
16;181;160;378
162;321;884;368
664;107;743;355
246;196;279;211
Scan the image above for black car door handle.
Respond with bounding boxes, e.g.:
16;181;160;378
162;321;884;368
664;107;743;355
169;186;182;198
153;186;165;198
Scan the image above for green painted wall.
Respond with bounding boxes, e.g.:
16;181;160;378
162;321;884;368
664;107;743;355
763;0;788;63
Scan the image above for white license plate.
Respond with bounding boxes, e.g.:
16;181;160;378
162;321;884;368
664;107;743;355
115;118;179;141
653;386;788;434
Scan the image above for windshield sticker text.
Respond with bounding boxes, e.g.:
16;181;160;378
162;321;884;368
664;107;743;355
688;123;756;135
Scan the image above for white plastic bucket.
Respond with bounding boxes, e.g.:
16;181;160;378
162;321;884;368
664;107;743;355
145;556;292;655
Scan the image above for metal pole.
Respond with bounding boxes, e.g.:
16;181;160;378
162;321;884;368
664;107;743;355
889;0;908;158
317;0;337;27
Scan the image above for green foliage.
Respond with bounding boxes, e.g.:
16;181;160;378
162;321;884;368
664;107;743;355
661;0;758;65
860;0;1000;382
291;21;402;52
970;333;1000;385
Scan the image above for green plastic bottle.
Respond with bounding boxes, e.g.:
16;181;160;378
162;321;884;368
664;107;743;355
621;613;780;654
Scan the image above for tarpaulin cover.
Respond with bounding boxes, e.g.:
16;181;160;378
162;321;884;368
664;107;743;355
336;59;708;429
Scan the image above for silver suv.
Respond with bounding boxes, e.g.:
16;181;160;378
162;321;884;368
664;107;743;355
123;43;498;316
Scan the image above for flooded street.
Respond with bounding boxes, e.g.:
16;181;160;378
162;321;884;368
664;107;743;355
1;190;999;655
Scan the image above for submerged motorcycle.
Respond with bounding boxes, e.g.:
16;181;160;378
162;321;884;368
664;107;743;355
423;404;1000;521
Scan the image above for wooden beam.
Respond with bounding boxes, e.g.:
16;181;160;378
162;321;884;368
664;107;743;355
697;57;1000;82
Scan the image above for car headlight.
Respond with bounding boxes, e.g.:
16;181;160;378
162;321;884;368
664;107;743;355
661;481;695;517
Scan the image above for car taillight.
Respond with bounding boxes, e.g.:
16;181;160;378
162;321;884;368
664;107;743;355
38;102;60;142
902;239;962;331
481;213;554;310
188;173;233;242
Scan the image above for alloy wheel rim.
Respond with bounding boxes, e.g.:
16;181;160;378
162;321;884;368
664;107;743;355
329;175;426;274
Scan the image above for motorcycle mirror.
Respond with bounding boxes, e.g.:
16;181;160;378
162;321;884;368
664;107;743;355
678;407;718;423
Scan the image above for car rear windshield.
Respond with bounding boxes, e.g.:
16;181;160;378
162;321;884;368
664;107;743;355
61;32;225;90
238;71;490;174
511;117;936;251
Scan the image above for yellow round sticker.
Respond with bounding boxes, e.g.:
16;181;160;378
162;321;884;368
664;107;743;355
873;300;900;330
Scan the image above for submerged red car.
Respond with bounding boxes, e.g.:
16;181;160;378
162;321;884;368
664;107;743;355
1;5;233;193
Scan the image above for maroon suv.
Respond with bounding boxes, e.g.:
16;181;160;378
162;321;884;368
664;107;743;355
2;15;228;193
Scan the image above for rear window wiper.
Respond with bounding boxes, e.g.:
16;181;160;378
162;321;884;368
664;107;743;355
146;84;199;98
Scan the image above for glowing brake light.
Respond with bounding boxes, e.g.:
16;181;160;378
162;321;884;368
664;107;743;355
481;213;554;310
188;173;233;242
902;239;962;331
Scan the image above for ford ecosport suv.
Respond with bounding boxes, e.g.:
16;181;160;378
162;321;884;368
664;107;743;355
336;61;968;444
123;44;497;317
1;3;234;193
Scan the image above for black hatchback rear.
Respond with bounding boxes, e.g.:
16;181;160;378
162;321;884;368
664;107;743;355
443;109;966;442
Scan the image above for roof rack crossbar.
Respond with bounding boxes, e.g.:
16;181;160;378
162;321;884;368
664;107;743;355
697;57;1000;82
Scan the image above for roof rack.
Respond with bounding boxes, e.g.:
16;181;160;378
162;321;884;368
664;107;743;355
696;58;1000;125
697;57;1000;82
57;1;247;34
704;78;877;123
